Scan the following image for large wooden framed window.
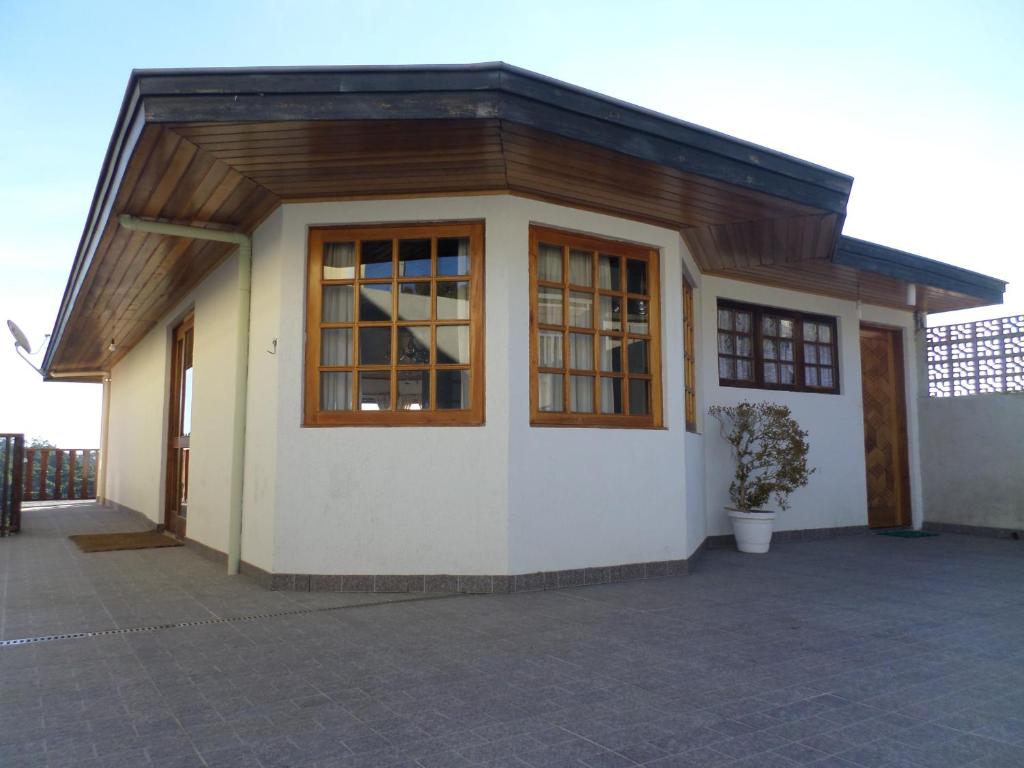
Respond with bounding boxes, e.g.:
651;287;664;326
683;278;697;431
529;226;662;427
717;299;839;394
305;221;485;426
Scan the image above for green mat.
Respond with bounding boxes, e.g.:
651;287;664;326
877;530;938;538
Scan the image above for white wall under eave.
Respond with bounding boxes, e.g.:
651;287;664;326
698;277;920;536
106;317;169;524
239;208;285;574
104;253;242;556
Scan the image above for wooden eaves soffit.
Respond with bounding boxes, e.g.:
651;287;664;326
43;63;1003;379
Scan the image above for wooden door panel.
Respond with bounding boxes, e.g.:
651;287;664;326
860;325;911;528
165;314;194;538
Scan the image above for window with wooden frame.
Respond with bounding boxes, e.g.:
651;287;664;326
682;278;697;431
717;299;839;394
529;226;662;427
305;222;485;426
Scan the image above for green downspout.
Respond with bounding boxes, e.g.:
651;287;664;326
118;214;251;575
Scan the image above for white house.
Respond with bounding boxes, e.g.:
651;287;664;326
43;63;1006;591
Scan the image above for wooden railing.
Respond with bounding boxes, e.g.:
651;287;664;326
22;448;98;502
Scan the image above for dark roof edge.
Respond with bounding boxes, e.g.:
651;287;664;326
130;61;854;197
835;235;1006;305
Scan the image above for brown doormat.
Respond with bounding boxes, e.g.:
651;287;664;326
69;531;184;553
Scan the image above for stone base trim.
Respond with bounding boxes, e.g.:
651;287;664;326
705;524;870;550
923;521;1023;541
99;499;164;532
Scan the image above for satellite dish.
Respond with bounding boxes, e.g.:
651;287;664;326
7;319;31;353
7;319;44;376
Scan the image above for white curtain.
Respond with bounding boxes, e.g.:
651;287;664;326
324;242;355;279
538;244;562;282
538;373;563;411
569;249;592;286
539;331;562;368
570;375;593;413
598;254;619;290
320;371;352;411
569;333;592;370
321;328;352;366
322;285;353;322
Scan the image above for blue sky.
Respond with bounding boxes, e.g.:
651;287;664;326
1;0;1021;445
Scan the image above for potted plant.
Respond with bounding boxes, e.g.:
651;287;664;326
709;401;814;553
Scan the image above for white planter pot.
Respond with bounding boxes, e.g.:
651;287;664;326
727;508;777;553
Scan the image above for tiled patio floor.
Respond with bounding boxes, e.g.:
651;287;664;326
1;504;1023;768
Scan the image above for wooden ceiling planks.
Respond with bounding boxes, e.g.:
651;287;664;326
46;117;991;377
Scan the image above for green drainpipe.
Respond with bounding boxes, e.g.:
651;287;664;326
118;214;251;575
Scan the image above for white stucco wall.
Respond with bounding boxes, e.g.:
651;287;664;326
698;276;920;536
920;393;1024;531
104;254;246;557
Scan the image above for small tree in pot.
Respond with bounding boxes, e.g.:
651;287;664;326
709;401;814;553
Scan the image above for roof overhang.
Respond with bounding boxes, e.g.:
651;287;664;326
42;62;1004;379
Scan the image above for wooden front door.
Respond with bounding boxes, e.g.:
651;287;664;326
166;314;194;537
859;325;911;528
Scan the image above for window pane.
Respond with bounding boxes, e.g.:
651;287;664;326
569;291;593;328
763;316;778;336
779;319;794;338
570;375;594;413
538;287;563;325
322;285;353;322
539;330;563;368
320;372;352;411
719;357;735;379
803;322;818;342
600;296;621;331
398;239;431;277
764;339;777;360
397;370;430;410
436;370;470;410
779;340;794;361
737;336;752;357
538;243;562;282
359;327;391;365
628;379;649;415
359;283;392;321
360;240;392;278
600;336;622;372
569;333;593;370
627;299;649;334
600;377;622;414
324;242;355;280
437;237;470;276
780;364;795;384
735;312;751;333
437;325;470;364
805;345;818;364
736;359;753;381
819;324;832;343
765;362;778;384
718;333;734;354
718;309;733;330
627;339;649;374
821;368;834;388
397;326;431;365
820;346;833;365
359;371;391;410
626;259;647;294
437;281;469;320
538;373;564;412
397;282;431;321
598;254;620;290
321;328;352;366
569;249;592;286
805;366;819;386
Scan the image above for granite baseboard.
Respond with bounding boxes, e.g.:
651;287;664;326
705;524;870;550
923;521;1023;540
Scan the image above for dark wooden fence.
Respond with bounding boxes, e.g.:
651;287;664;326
22;448;98;502
1;434;25;536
